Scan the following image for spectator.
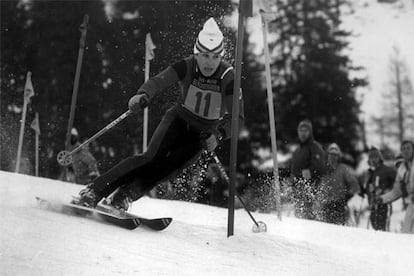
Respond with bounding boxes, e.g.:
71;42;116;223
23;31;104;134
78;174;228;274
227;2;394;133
394;154;404;169
405;153;414;233
375;140;414;233
69;128;100;185
290;119;327;219
360;147;396;231
317;143;360;225
393;154;408;210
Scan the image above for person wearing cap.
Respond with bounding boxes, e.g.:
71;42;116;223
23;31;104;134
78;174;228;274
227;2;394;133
290;119;327;220
316;143;359;225
393;153;408;210
72;18;244;211
68;128;100;185
360;147;396;231
374;140;414;233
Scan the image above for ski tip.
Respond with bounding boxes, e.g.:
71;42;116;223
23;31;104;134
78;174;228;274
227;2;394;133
161;218;173;225
154;217;173;231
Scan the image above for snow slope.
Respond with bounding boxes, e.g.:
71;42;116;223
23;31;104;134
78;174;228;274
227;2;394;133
1;170;413;275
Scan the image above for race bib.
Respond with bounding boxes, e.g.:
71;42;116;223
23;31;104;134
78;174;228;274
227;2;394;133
184;84;222;119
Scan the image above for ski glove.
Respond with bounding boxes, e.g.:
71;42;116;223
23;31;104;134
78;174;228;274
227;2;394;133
128;93;149;113
202;133;218;152
89;171;99;179
373;196;384;205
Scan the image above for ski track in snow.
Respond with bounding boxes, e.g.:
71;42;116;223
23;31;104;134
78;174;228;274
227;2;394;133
1;170;414;275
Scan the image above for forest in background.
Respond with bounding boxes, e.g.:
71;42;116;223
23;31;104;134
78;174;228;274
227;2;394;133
1;0;365;185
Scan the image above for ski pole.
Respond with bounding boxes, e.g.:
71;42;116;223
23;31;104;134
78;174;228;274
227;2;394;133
386;203;392;232
355;197;364;226
211;152;266;232
57;110;132;166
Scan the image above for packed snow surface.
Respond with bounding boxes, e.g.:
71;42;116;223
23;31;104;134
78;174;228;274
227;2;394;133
1;171;413;275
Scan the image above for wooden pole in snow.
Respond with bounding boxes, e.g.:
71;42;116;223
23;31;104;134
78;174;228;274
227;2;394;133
16;98;29;173
227;0;252;237
16;71;34;173
63;15;88;179
261;10;282;220
34;113;40;177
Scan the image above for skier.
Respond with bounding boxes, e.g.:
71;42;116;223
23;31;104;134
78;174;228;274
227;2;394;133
72;18;244;211
374;140;414;233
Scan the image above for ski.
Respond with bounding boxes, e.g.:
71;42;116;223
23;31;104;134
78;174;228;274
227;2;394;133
95;202;173;231
36;197;172;231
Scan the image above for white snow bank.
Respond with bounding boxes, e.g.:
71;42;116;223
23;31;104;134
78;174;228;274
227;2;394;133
1;170;413;275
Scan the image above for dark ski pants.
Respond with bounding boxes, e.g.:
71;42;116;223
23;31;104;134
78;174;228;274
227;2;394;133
370;203;389;231
91;107;207;201
320;199;347;225
292;179;317;220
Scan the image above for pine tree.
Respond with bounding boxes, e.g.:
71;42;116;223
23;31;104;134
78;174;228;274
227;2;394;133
268;0;366;156
375;45;414;145
0;0;32;171
0;1;234;178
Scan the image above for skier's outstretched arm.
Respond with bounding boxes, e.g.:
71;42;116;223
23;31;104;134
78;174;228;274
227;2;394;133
129;66;181;113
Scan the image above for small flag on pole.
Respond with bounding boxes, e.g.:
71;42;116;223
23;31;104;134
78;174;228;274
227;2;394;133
255;0;277;21
31;116;41;135
145;33;156;61
24;71;34;103
16;71;35;173
255;0;272;11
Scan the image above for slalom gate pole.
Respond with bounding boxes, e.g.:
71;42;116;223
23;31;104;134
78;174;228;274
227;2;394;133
62;15;89;179
211;153;260;228
34;112;40;177
227;0;252;238
64;14;89;153
15;95;29;173
261;9;282;220
16;71;34;173
57;110;132;166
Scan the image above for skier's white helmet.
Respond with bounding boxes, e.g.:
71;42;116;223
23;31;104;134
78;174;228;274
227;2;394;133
194;18;224;56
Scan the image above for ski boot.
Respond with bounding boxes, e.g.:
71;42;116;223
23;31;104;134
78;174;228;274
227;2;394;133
71;183;100;208
108;189;133;212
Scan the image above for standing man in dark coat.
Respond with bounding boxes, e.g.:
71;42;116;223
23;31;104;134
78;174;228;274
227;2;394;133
290;119;327;219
